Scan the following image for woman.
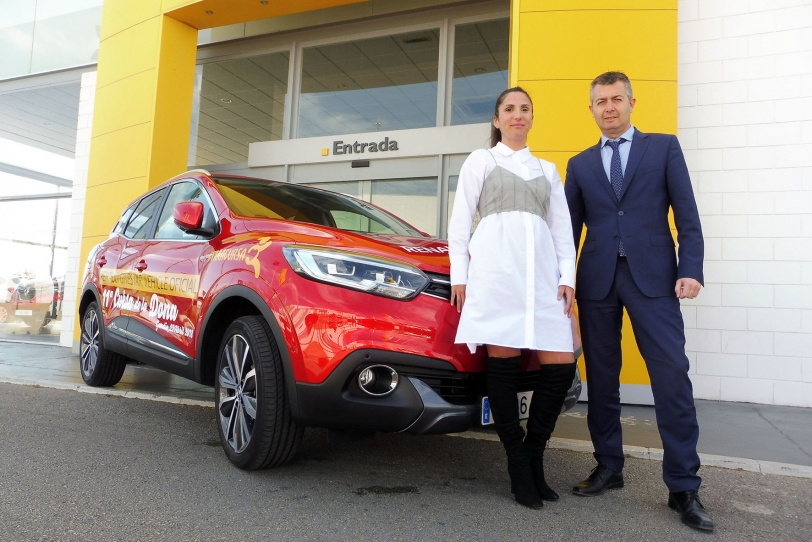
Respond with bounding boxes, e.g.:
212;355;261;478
448;87;577;509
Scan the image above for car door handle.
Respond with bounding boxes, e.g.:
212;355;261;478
134;260;148;272
97;256;107;268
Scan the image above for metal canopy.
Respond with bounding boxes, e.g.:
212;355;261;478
0;162;72;188
0;192;72;202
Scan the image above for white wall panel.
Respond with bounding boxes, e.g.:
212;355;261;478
679;0;812;407
59;70;94;349
721;330;774;355
697;353;748;377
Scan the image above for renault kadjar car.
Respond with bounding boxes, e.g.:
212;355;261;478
79;170;581;469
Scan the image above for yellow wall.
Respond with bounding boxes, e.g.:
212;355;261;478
511;0;678;387
77;6;197;343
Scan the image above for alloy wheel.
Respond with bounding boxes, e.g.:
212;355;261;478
218;334;258;453
0;306;7;323
80;309;100;378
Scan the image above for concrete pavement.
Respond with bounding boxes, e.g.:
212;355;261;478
1;383;811;542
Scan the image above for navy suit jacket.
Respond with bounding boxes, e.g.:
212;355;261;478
565;130;704;301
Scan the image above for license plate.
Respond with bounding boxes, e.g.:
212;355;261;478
481;391;533;425
15;310;32;316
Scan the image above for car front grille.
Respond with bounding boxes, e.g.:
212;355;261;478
421;272;451;301
395;366;541;405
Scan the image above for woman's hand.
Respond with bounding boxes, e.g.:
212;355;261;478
558;285;574;317
450;285;466;313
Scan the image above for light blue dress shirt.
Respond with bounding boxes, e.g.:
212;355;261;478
600;125;636;182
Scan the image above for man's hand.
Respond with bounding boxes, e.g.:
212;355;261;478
558;285;575;316
675;278;701;299
450;285;466;313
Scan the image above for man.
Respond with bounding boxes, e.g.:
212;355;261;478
564;71;713;532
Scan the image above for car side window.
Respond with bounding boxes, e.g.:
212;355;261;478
112;204;136;234
154;181;215;240
123;189;167;239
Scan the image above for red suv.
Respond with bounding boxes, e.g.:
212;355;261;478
79;170;580;470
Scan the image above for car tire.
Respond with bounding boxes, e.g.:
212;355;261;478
0;305;8;324
79;302;127;386
215;315;303;470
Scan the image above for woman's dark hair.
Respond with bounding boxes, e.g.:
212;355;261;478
490;86;533;148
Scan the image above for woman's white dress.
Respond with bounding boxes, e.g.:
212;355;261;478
448;142;575;354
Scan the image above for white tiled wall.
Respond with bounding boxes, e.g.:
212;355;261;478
679;0;812;407
59;71;96;351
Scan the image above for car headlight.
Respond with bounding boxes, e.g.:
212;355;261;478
283;246;429;300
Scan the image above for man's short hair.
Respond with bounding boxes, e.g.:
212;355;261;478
590;71;634;103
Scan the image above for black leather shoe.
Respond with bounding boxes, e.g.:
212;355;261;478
668;490;715;532
572;465;624;496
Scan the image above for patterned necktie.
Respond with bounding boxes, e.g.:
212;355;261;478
607;138;627;255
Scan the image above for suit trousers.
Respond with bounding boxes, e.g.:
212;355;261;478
578;257;701;493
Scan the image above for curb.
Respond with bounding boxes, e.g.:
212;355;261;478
0;338;63;346
0;376;213;408
4;375;812;480
448;432;812;480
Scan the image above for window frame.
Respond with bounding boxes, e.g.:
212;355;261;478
292;20;446;139
121;188;169;241
112;203;137;235
191;6;509;148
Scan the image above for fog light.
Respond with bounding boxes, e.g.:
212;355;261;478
357;365;398;396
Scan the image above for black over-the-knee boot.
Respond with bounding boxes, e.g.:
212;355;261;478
525;362;577;501
486;355;544;509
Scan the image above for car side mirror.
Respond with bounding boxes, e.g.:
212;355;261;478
174;201;204;230
173;201;218;237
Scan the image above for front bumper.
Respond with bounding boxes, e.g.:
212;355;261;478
293;349;582;435
293;349;477;434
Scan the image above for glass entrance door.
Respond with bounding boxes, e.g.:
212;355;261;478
302;177;439;236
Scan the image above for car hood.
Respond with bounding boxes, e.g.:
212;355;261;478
356;233;450;270
308;234;449;274
242;218;451;274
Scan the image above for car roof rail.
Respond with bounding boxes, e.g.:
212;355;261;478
185;168;212;176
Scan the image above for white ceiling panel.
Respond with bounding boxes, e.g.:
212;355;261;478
231;88;276;104
0;81;80;157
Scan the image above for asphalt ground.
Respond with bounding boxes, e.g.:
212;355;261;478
1;383;811;542
2;341;811;475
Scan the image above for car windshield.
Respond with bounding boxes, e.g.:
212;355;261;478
212;177;424;237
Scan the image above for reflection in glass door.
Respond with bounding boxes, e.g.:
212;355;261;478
303;178;438;236
446;174;481;239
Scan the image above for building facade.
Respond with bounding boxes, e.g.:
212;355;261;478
0;0;809;407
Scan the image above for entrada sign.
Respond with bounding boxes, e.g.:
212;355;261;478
332;136;399;155
249;123;490;166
